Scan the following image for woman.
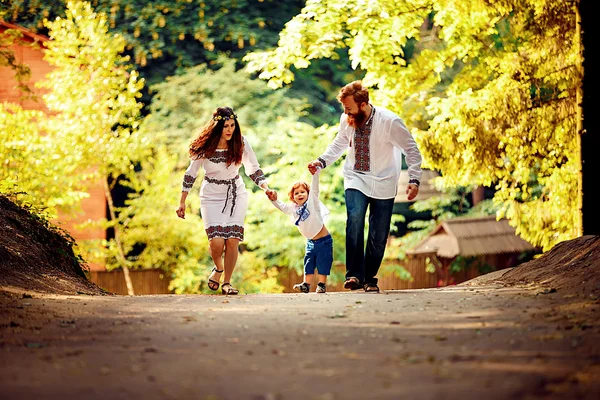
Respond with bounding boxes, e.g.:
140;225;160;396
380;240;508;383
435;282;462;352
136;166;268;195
176;107;274;295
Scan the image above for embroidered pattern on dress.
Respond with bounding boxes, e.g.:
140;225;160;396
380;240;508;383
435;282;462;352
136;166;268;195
183;174;196;189
205;175;240;217
208;153;228;163
249;169;266;186
206;225;244;240
353;108;376;172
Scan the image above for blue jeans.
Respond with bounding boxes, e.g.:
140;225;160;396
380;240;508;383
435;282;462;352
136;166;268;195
345;189;395;285
304;234;333;276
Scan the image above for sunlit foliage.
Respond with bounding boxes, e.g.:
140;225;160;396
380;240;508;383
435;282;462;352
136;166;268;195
245;0;579;250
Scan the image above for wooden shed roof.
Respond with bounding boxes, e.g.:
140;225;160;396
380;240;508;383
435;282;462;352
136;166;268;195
0;20;49;44
410;216;535;258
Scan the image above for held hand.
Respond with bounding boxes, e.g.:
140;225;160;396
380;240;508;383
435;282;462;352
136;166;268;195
265;189;277;201
176;204;186;219
307;160;321;175
406;184;419;201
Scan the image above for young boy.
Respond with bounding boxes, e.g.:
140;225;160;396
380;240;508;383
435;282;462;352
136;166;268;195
266;168;333;293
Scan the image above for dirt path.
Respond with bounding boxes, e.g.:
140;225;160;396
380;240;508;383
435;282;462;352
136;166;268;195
1;282;598;400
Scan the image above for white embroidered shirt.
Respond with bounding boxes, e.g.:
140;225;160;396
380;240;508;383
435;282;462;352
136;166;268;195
317;106;422;199
270;169;329;240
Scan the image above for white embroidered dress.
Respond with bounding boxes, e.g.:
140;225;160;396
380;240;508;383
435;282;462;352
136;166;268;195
181;136;266;241
270;169;329;240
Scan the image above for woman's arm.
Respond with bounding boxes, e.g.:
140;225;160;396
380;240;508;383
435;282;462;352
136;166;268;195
176;191;188;219
242;136;269;190
176;158;203;219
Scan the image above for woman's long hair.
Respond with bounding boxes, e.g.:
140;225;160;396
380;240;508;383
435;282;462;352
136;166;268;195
189;107;243;166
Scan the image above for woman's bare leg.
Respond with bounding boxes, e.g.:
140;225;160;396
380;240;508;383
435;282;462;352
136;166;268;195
208;238;225;283
223;238;240;284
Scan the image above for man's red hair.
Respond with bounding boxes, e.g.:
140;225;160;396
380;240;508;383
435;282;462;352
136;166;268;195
337;80;369;104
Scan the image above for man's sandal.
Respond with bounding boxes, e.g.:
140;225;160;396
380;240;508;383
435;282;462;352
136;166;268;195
221;283;239;295
363;283;380;293
207;267;223;291
343;277;361;290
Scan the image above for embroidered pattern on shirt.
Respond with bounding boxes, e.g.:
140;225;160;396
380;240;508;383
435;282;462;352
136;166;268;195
206;224;244;241
295;203;310;226
249;169;266;186
353;108;376;172
183;174;196;189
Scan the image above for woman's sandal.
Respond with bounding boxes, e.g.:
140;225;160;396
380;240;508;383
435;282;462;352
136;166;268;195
221;283;239;295
207;267;223;291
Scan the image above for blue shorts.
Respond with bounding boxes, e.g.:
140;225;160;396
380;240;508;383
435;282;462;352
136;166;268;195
304;234;333;276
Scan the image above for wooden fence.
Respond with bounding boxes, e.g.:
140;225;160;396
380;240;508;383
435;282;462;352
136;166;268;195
88;253;505;295
88;269;172;295
277;251;514;292
278;256;440;293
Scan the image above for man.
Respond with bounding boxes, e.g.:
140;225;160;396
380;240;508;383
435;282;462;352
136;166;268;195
308;81;422;292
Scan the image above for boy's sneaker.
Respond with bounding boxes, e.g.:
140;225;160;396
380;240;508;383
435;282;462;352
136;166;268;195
316;283;326;293
293;282;310;293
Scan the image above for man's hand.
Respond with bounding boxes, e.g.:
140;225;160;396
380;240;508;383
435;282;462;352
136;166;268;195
266;189;277;201
176;203;186;219
406;184;419;201
307;160;322;175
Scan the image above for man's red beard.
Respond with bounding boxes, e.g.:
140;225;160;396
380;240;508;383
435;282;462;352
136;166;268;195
347;109;368;128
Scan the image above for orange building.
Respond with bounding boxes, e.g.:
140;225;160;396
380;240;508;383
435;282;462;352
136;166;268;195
0;20;107;271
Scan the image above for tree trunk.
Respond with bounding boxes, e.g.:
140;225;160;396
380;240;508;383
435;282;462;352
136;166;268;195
579;1;600;235
471;186;485;206
103;178;135;296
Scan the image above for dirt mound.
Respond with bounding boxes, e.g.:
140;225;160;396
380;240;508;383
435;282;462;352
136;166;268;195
0;195;106;296
500;235;600;296
464;235;600;297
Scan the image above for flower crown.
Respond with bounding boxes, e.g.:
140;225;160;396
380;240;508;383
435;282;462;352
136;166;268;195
213;113;237;121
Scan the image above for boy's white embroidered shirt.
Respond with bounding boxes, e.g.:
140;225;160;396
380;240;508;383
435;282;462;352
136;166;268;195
271;169;329;240
318;106;422;199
